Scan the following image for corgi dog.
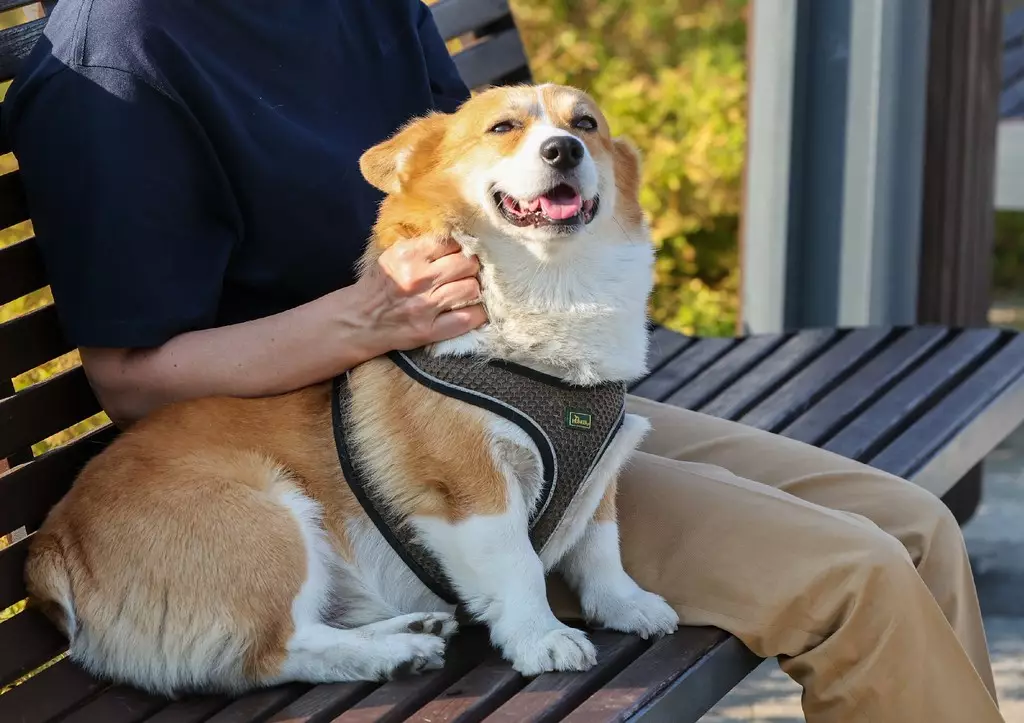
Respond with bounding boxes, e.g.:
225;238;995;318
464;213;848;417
24;83;678;696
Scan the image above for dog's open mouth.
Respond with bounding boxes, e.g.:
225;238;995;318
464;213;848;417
494;184;599;228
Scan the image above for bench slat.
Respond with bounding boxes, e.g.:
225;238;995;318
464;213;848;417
664;334;785;409
0;171;28;229
202;684;309;723
0;533;28;609
871;332;1024;479
452;29;529;90
0;365;102;460
142;696;232;723
823;328;1003;462
0;423;117;535
737;327;893;433
698;328;838;419
0;657;107;723
0;237;46;306
0;17;44;83
264;682;375;723
780;326;950;445
627;337;736;401
60;685;168;723
561;628;723;723
635;326;694;383
331;634;491;723
482;633;648;723
0;303;73;381
431;0;511;41
0;0;45;13
0;608;67;687
405;653;526;723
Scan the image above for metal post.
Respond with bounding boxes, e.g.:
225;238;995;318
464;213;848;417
742;0;931;333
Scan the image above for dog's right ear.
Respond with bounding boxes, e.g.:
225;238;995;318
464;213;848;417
360;113;447;195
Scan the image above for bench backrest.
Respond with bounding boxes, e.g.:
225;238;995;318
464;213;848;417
0;0;531;692
1005;8;1024;118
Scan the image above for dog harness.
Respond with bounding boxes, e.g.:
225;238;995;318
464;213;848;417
331;348;626;605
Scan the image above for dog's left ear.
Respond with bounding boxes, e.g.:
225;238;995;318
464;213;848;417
360;113;447;195
611;138;642;199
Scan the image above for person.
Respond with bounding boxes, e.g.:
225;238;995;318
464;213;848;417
3;1;1003;721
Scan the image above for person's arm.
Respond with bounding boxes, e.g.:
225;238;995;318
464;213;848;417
8;64;484;427
81;236;486;426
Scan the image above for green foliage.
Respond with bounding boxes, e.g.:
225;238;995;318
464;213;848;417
994;211;1024;295
510;0;747;335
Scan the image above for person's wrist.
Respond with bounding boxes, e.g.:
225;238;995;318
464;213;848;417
326;278;393;363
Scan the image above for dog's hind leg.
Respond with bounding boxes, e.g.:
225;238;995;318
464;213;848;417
265;614;454;685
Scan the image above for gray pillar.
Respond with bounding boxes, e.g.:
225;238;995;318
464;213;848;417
742;0;931;333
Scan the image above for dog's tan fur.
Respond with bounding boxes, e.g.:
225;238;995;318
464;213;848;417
25;84;670;694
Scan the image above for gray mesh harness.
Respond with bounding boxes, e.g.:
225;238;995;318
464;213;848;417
331;348;626;605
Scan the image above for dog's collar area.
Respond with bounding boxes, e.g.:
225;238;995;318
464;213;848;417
332;348;626;606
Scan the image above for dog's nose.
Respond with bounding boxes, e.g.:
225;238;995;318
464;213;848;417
540;136;584;171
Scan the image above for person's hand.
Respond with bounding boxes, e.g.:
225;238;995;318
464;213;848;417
354;236;488;353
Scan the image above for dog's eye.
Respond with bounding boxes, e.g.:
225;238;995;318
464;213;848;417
489;120;517;134
572;115;598;131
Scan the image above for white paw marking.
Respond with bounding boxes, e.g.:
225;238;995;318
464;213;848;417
506;624;597;676
585;588;679;640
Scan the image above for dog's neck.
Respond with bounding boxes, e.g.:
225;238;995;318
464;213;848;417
429;229;654;386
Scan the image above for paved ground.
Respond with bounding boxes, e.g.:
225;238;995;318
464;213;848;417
701;421;1024;722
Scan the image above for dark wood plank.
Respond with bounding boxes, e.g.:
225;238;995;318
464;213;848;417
0;18;44;82
781;326;950;446
482;632;648;723
0;303;73;381
632;326;693;387
432;0;510;42
201;684;308;723
330;633;492;723
0;423;117;535
663;334;786;410
824;328;1003;462
60;685;168;723
142;696;231;723
737;327;894;432
1007;45;1024;85
0;532;28;610
0;171;28;230
0;365;102;460
0;237;46;306
698;328;838;420
871;332;1024;480
628;337;736;402
1007;7;1024;44
0;657;107;723
452;29;529;90
0;0;46;13
405;653;526;723
0;608;67;686
264;682;376;723
560;628;723;723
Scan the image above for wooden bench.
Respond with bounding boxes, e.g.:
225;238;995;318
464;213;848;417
3;1;1024;721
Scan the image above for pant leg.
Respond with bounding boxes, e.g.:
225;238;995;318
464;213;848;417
548;397;1001;723
625;394;995;696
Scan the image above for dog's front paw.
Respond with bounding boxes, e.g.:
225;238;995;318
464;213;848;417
505;625;597;676
585;588;679;639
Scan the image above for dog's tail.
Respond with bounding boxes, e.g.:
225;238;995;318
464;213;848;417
24;530;77;640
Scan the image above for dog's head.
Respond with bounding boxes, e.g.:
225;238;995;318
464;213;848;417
360;84;645;250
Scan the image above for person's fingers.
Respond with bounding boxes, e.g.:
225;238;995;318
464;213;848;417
431;304;489;340
429;277;482;311
421;235;464;262
428;252;480;288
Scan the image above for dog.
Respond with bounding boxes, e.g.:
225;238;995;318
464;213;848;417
24;83;679;696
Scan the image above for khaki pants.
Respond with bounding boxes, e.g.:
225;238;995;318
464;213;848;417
551;395;1002;723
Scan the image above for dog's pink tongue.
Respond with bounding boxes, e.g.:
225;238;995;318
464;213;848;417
539;187;583;220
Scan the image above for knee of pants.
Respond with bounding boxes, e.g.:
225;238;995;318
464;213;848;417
885;484;967;568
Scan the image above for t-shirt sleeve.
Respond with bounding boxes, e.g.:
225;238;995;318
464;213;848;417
7;64;238;349
415;1;472;113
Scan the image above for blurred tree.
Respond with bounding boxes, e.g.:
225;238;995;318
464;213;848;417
510;0;748;335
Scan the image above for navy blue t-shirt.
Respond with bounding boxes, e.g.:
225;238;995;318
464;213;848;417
3;0;470;348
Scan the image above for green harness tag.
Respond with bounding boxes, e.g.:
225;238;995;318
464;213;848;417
565;408;593;431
